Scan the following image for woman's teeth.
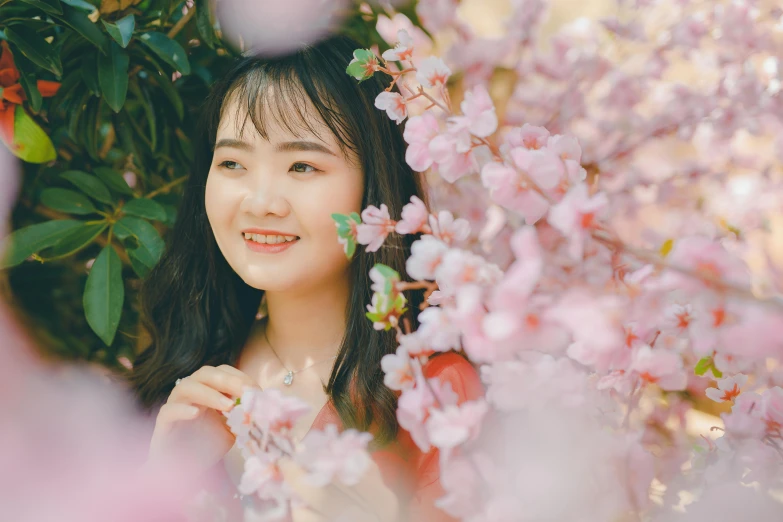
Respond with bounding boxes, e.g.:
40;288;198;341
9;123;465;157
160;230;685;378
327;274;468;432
243;233;298;244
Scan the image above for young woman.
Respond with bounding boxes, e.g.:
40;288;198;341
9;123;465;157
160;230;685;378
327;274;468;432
130;34;483;522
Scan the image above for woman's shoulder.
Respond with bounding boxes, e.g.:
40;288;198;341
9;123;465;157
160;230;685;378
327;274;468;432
421;351;484;404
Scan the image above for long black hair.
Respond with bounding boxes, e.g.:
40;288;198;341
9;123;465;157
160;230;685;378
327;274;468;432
128;34;427;446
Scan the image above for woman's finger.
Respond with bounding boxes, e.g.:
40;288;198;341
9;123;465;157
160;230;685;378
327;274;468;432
190;366;258;398
155;402;201;433
170;378;237;411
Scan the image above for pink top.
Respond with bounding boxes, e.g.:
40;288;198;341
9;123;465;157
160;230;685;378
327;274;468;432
201;351;484;521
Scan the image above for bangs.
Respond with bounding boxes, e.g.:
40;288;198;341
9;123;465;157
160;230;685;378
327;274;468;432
220;59;357;161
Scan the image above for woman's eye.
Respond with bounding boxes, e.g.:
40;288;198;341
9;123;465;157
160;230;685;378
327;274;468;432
290;162;319;174
218;160;243;170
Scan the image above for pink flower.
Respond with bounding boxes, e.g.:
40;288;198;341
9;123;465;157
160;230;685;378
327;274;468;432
416;0;457;32
397;384;435;452
297;424;373;487
122;171;137;188
425;399;488;449
546;134;582;163
416;56;452;89
451;84;497;138
381;29;415;62
435;249;501;296
403;112;440;172
238;451;285;497
662;236;751;292
549;291;625;372
417;305;462;352
706;374;747;403
480;161;550;224
243;388;311;433
395;195;429;234
381;348;415;390
509;147;564;191
374;91;407;124
428;132;476;182
722;392;766;439
630;345;687;391
504;123;550;151
356;204;396;252
406;235;449;280
428;210;470;244
490;227;542;310
760;386;783;432
547;183;608;259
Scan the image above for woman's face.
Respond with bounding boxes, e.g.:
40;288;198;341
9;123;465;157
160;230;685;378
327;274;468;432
205;91;364;293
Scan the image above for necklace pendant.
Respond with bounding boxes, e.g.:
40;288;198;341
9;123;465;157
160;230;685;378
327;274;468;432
283;370;294;386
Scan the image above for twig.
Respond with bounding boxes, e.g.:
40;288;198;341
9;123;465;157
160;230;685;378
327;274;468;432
145;175;187;198
591;230;783;310
167;7;195;39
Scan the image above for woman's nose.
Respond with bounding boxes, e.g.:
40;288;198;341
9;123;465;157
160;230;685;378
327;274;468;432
239;184;290;218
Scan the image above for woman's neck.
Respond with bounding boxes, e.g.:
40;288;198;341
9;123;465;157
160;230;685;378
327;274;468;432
261;274;350;369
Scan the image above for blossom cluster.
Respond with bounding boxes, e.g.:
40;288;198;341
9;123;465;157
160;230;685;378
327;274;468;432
335;1;783;518
224;388;372;520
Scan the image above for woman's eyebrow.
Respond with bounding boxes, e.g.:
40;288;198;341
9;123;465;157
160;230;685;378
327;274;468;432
275;140;336;156
214;138;254;152
213;138;336;157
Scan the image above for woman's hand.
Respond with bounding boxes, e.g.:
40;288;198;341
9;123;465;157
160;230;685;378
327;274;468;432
147;364;260;476
279;456;399;522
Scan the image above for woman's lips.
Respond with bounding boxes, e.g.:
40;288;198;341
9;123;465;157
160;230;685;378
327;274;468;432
243;236;299;253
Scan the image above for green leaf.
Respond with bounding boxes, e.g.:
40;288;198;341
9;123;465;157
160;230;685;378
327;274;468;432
122;198;166;221
38;221;107;260
373;263;400;281
60;0;96;11
83;244;124;346
56;5;108;54
152;69;183;120
60;170;113;205
128;78;156;149
710;366;723;379
4;27;62;77
13;53;43;113
0;219;81;269
694;356;712;376
346;49;377;81
40;187;97;215
80;96;100;160
332;212;351;227
80;49;101;96
102;14;135;48
138;32;190;75
94;166;134;195
126;249;150;278
98;40;129;112
344;238;356;259
195;0;217;49
113;216;164;268
19;0;63;16
6;105;56;164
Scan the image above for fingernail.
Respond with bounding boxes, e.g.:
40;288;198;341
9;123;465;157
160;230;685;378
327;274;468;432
221;397;235;409
186;406;200;417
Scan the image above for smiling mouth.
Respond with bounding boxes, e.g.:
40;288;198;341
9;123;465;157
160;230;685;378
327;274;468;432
242;233;300;245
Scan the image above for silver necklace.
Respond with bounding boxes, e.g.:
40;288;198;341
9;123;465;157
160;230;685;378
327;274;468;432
263;327;338;386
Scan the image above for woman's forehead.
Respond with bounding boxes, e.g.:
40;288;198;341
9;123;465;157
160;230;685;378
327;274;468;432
218;87;336;148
